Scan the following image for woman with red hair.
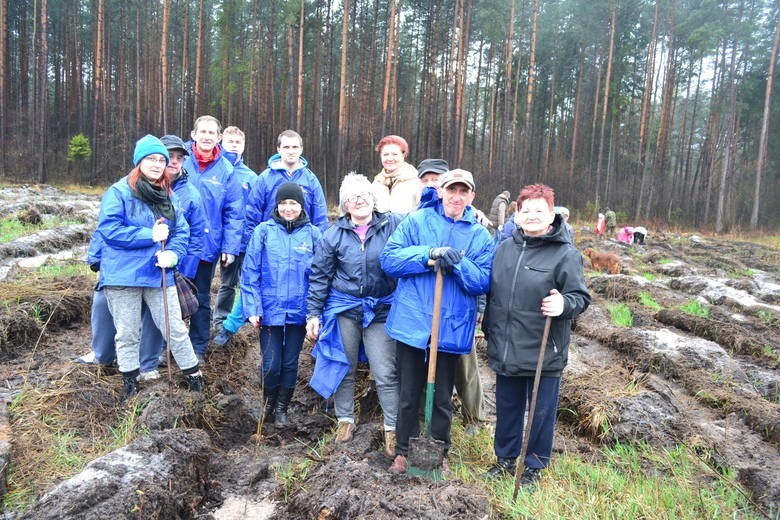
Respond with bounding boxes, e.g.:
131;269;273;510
482;183;590;486
372;135;421;214
96;134;203;399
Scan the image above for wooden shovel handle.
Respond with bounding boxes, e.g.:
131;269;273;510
427;267;444;385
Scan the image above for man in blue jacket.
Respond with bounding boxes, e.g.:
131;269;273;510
380;168;494;473
183;115;245;362
244;130;329;243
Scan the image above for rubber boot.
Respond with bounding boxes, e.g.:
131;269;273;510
263;387;279;424
122;374;139;400
275;387;294;426
185;371;204;392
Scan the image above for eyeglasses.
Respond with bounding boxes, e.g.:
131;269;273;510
142;156;168;165
346;193;371;204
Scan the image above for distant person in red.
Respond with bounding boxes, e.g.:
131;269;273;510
595;212;606;239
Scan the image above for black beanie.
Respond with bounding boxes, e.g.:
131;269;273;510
276;182;305;206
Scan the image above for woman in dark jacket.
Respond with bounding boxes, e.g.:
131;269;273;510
306;173;402;456
483;184;590;485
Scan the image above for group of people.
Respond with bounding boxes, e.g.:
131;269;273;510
595;207;648;244
83;122;591;486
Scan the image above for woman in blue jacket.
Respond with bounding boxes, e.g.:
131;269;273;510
97;135;203;399
306;173;402;457
241;182;320;426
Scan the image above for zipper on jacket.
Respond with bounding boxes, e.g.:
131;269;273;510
501;239;526;365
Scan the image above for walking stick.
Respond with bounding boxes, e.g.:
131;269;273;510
159;238;173;384
513;316;553;500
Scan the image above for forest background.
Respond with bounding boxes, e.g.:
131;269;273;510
0;0;778;231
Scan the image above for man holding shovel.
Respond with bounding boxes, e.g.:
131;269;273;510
482;183;590;488
380;168;493;474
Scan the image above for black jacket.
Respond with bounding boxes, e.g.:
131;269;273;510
307;211;401;322
484;216;590;377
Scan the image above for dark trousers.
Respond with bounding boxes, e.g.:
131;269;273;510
395;341;459;456
633;231;645;245
259;324;306;389
494;374;560;470
189;261;217;355
213;252;245;327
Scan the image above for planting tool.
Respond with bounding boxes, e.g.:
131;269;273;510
159;237;173;383
407;265;446;480
512;315;553;499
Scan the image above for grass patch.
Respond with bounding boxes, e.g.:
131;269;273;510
640;272;657;281
658;258;675;265
37;262;94;279
608;303;633;327
449;424;760;519
637;291;663;311
726;267;758;278
0;216;84;243
679;300;710;317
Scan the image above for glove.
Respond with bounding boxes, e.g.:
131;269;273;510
89;262;100;273
221;253;236;267
248;316;262;328
155;250;178;268
152;222;169;243
541;289;564;317
429;247;462;275
306;316;320;339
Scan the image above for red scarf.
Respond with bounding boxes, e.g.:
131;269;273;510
192;145;220;171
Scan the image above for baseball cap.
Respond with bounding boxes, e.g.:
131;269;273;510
159;134;190;156
416;158;449;178
439;168;475;190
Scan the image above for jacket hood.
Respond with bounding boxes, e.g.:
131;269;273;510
271;207;311;232
375;162;418;184
267;153;309;171
513;214;569;246
334;210;389;230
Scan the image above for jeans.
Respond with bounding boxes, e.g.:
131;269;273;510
394;341;459;456
334;316;398;429
259;324;305;389
222;292;246;334
493;374;560;469
105;286;199;375
213;253;244;327
189;261;217;355
90;288;116;365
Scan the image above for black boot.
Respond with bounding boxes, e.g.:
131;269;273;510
263;387;279;424
483;457;517;479
122;374;139;400
275;387;294;426
185;371;204;392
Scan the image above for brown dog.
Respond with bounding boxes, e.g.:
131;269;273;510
583;247;621;274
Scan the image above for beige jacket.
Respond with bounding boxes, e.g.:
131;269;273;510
372;162;421;214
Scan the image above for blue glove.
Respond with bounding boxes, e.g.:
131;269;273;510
429;247;462;275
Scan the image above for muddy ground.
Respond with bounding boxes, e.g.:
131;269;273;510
0;185;778;519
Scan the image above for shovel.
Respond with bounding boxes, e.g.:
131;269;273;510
407;265;446;480
512;315;553;499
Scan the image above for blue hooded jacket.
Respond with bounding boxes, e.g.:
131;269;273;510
380;200;494;354
96;176;189;289
171;170;207;278
183;145;244;261
241;215;321;326
223;150;258;253
244;154;329;250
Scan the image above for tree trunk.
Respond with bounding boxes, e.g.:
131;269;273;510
594;2;616;212
193;0;205;118
91;0;105;183
0;0;7;177
750;12;779;229
36;0;47;182
568;48;584;185
381;0;397;136
296;0;304;132
519;0;539;176
160;0;170;134
635;0;659;219
336;0;350;176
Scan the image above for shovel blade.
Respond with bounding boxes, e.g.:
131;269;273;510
407;435;446;480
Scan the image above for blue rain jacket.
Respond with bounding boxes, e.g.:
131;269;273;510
96;176;189;289
183;146;244;261
380;200;494;354
241;217;321;326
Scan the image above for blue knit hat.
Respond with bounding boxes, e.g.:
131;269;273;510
133;134;170;167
